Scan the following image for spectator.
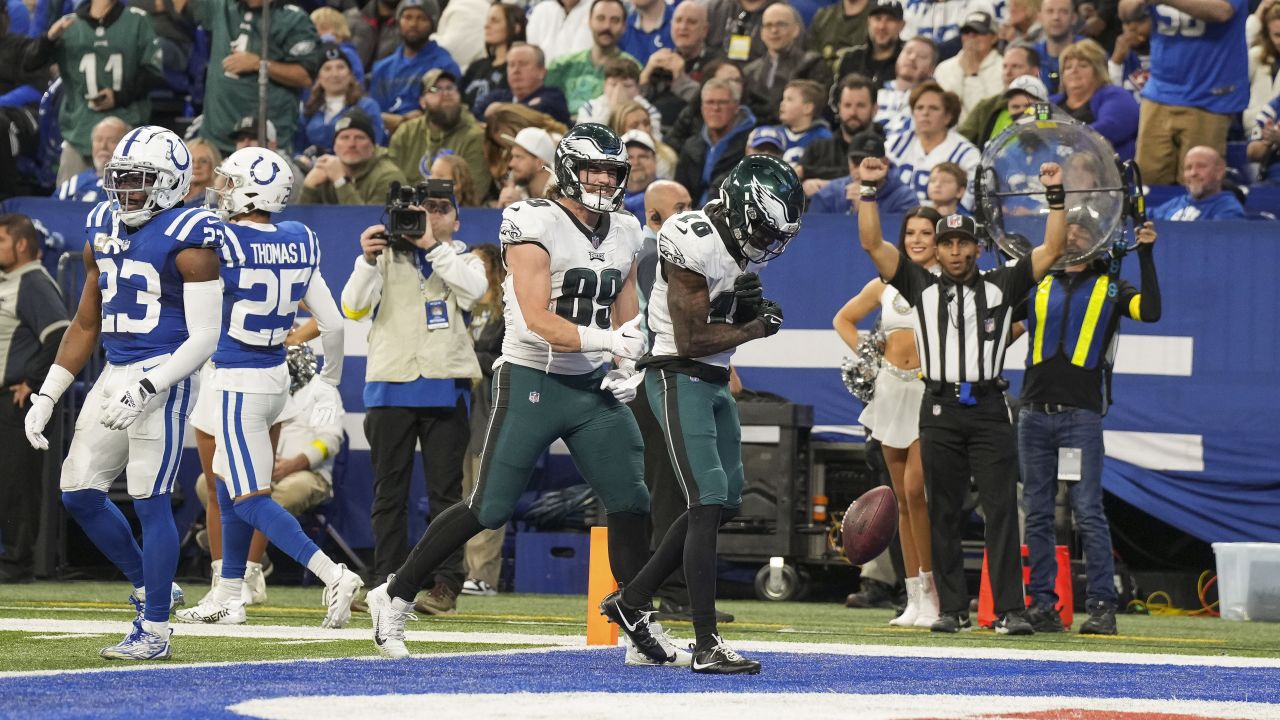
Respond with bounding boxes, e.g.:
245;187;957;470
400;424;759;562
340;180;488;615
886;80;979;205
577;56;663;132
496;126;556;207
369;0;460;134
24;0;164;184
474;43;572;126
53;117;128;202
776;79;833;165
640;0;723;116
704;0;774;65
230;116;304;203
1032;0;1078;95
1050;39;1139;160
459;243;506;599
809;131;917;213
934;11;1003;123
1123;0;1247;186
621;129;660;218
0;213;69;584
183;139;223;204
481;102;571;186
1247;91;1280;182
926;161;967;215
460;4;526;112
674;76;757;203
745;124;786;157
834;0;906;90
999;0;1044;46
1109;2;1151;103
809;0;870;64
388;68;492;201
527;0;593;66
434;0;491;74
181;0;319;156
1248;3;1280;130
1149;146;1245;220
346;0;401;72
546;0;638;116
957;43;1041;149
665;57;745;151
742;3;833;125
311;7;365;84
429;153;479;207
301;109;408;205
0;8;48;198
876;36;938;137
620;0;674;66
299;43;387;156
1004;74;1049;119
800;73;880;194
609;100;678;176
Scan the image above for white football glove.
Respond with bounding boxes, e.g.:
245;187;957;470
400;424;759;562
100;379;158;431
579;315;646;359
308;378;344;427
600;367;645;404
24;393;54;450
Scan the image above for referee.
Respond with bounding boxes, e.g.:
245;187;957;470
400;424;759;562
856;158;1067;635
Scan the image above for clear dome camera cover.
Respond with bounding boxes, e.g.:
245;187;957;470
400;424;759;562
976;106;1125;268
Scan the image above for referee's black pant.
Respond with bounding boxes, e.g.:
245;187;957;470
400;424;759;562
919;392;1025;617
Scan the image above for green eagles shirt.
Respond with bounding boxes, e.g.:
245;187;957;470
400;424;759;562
53;3;163;157
545;49;639;116
190;0;321;154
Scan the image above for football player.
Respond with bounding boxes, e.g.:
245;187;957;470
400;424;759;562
601;155;805;675
174;147;361;628
365;123;679;663
24;127;224;660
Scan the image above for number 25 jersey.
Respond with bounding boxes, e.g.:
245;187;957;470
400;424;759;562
85;202;224;365
498;199;643;375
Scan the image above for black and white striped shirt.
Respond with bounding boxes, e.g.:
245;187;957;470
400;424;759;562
888;255;1036;384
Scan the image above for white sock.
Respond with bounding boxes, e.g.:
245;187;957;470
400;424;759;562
307;552;343;586
133;586;146;600
141;619;168;637
214;577;244;605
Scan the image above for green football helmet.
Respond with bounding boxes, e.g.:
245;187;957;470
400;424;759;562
553;123;630;213
718;155;805;263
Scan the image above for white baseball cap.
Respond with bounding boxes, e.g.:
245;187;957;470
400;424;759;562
502;127;557;166
620;129;657;153
1004;75;1048;102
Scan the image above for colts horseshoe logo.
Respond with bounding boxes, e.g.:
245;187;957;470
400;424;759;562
165;134;191;171
249;156;281;185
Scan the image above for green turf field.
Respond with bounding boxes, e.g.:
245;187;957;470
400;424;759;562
1;581;1278;672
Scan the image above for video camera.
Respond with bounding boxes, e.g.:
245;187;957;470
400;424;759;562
384;179;456;247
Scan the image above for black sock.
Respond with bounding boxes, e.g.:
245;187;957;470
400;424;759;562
606;511;649;586
684;505;722;651
622;511;688;608
388;503;485;603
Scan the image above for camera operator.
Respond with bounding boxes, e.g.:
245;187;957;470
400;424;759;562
341;180;488;614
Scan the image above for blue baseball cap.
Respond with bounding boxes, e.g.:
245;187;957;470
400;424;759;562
747;126;786;151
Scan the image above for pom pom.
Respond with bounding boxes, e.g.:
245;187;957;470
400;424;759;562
840;327;886;403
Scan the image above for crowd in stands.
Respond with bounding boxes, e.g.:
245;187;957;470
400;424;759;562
0;0;1272;220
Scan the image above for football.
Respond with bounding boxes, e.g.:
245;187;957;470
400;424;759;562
841;486;899;565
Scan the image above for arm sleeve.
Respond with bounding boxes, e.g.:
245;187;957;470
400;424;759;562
340;254;384;320
1119;244;1161;322
427;243;489;311
0;85;42;108
144;279;222;392
304;270;345;385
1088;89;1140;148
887;248;932;300
280;9;322;78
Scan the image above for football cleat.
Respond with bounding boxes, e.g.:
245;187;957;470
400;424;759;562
321;564;364;629
368;580;414;660
460;579;497;597
599;590;669;664
175;598;247;625
624;621;692;667
100;625;173;661
244;561;268;606
690;635;760;675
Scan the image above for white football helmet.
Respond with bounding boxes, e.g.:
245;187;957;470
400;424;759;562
103;126;193;227
208;147;294;219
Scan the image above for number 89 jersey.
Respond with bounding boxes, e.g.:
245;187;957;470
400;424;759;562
498;198;643;374
86;202;224;365
648;209;764;369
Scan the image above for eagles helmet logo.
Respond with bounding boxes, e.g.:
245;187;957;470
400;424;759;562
749;178;801;237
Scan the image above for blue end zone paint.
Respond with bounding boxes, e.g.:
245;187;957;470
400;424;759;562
3;650;1280;719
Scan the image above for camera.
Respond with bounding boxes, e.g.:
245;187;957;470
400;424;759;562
385;179;456;245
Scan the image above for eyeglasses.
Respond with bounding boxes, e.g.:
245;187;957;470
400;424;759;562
426;84;459;95
424;200;455;215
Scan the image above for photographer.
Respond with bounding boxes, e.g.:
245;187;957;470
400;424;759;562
341;180;487;615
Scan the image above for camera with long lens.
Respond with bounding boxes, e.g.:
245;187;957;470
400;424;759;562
385;179;455;249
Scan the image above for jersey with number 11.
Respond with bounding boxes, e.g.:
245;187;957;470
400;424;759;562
86;202;224;365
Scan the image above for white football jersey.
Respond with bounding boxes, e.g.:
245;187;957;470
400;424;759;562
885;128;980;208
648;208;765;369
499;198;644;374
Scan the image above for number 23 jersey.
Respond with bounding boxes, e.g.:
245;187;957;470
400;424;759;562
648;209;764;369
86;201;223;365
498;198;643;375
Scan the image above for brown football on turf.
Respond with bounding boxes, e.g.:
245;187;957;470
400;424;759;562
842;486;899;565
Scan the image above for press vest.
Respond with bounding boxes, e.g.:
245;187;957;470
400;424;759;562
1025;272;1128;371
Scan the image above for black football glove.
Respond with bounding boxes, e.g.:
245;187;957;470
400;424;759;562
732;272;764;323
757;298;783;337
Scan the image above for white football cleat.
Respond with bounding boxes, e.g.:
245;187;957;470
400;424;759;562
321;564;363;629
100;625;173;660
244;561;268;605
175;598;247;625
624;621;693;667
367;580;414;659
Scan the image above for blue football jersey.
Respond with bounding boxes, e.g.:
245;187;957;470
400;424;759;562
1143;0;1248;114
86;202;224;365
214;221;320;369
